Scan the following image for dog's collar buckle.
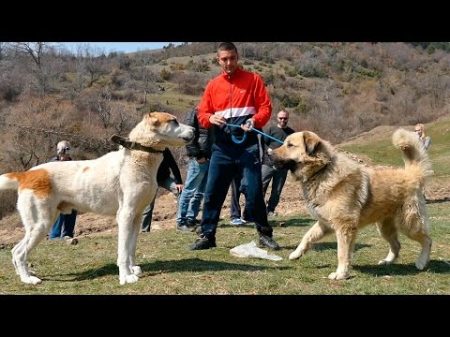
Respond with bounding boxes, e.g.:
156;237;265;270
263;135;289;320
110;135;164;153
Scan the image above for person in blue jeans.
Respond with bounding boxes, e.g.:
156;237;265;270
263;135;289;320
176;108;212;230
141;148;184;232
49;140;78;243
190;42;279;251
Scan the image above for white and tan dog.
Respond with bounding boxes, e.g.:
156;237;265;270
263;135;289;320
0;112;194;285
271;129;433;280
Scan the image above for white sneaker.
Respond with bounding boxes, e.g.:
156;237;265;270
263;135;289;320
230;218;246;226
267;211;278;218
64;236;78;245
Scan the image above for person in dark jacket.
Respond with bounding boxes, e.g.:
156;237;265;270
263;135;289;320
49;140;78;244
261;110;295;217
176;108;212;230
141;148;184;232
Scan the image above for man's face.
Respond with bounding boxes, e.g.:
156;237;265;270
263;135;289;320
217;49;239;75
415;127;423;137
277;112;289;128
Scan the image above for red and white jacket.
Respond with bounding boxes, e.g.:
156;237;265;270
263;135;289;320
197;67;272;147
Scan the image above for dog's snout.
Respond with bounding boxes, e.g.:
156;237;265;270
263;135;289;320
182;127;195;143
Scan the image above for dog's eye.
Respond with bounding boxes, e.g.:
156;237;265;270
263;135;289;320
170;120;179;127
286;142;293;148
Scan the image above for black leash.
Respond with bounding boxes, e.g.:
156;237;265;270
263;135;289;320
110;135;164;153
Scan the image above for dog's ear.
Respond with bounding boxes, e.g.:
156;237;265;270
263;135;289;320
303;131;321;155
147;112;161;127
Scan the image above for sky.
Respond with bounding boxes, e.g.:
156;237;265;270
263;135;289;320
56;42;182;55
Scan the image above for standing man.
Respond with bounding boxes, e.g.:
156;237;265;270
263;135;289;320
190;42;280;250
176;107;212;230
262;110;295;217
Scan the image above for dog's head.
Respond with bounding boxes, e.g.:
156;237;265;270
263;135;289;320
271;131;333;181
130;112;195;148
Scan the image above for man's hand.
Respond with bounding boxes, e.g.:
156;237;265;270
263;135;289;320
175;184;184;193
196;157;207;164
241;119;254;132
209;114;226;127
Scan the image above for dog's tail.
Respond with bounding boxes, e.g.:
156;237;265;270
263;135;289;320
392;128;433;178
0;173;20;191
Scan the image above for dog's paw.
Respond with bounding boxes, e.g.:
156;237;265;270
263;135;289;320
289;249;305;260
289;251;302;260
21;275;42;285
131;266;142;276
119;274;139;285
415;258;429;270
328;271;349;280
378;259;394;265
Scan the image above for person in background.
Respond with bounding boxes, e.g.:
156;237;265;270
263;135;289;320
141;148;184;232
49;140;78;245
176;107;212;231
415;123;431;150
190;42;279;250
261;110;295;217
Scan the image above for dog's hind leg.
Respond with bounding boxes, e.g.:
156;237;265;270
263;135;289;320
401;198;432;270
376;218;401;265
16;227;49;284
409;232;432;270
13;197;55;285
401;226;432;270
289;221;332;260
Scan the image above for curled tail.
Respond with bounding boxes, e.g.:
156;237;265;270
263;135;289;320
392;128;433;178
0;173;20;191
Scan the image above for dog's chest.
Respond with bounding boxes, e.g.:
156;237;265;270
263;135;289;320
306;202;330;222
303;183;331;222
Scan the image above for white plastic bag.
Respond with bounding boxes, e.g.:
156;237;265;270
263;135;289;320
230;241;283;261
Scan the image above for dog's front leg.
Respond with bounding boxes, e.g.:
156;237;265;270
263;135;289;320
289;221;331;260
129;215;143;277
328;225;356;280
116;209;139;285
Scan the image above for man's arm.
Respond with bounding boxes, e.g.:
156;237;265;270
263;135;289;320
184;109;201;158
424;137;431;150
197;82;214;128
165;150;183;184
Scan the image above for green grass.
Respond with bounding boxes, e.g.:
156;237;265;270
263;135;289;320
1;203;448;295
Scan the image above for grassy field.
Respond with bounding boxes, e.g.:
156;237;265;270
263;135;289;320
0;202;448;295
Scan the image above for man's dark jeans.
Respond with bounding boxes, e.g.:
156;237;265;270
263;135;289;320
200;143;273;239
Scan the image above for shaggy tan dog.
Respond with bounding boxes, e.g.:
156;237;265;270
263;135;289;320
271;129;433;280
0;112;194;285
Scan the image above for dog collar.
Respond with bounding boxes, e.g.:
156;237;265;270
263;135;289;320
110;135;164;153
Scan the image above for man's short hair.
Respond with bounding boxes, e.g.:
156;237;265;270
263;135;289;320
218;42;238;54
